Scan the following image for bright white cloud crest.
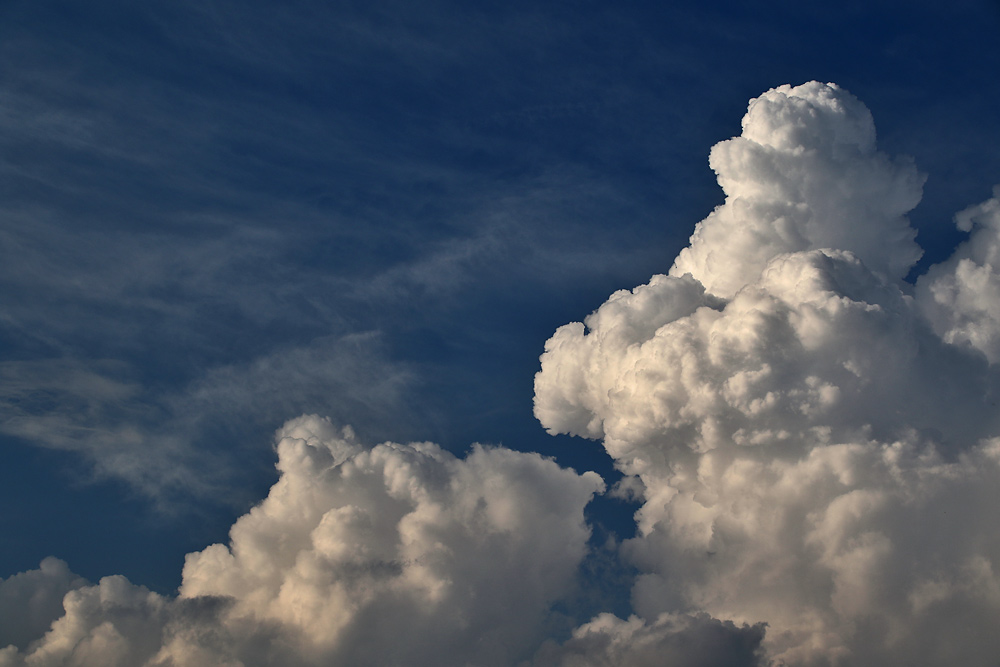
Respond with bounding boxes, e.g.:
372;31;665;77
4;81;1000;666
917;186;1000;363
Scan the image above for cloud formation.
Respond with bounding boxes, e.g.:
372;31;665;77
0;558;87;653
1;415;605;666
0;335;417;507
669;83;925;298
5;81;1000;666
917;185;1000;363
531;612;765;667
535;82;1000;664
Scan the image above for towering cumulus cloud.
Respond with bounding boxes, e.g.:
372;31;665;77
5;82;1000;666
536;82;1000;665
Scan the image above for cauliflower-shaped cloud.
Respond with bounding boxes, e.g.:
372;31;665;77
917;186;1000;363
1;416;604;667
7;81;1000;667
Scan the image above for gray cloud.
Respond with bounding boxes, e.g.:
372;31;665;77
0;21;668;506
532;612;765;667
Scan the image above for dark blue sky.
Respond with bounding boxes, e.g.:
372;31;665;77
2;0;999;597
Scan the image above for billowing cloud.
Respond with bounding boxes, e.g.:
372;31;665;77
917;185;1000;363
668;82;925;298
1;415;605;666
535;82;1000;664
6;81;1000;666
531;612;766;667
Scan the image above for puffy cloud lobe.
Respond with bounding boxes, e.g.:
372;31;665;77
531;612;766;667
535;81;1000;664
624;436;1000;666
0;558;88;652
538;248;995;481
8;80;1000;667
917;186;1000;363
1;416;604;666
669;82;924;298
0;575;246;667
534;272;720;445
181;415;605;666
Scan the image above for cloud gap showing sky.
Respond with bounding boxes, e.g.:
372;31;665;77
4;81;1000;666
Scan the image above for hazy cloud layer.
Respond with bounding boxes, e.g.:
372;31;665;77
535;82;1000;664
0;558;88;653
0;336;415;506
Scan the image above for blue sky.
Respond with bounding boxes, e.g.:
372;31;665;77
2;1;1000;664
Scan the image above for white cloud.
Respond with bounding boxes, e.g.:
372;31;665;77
7;81;1000;667
1;415;604;666
669;82;925;298
531;612;765;666
917;186;1000;363
535;82;1000;664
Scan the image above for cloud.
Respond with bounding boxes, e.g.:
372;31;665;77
669;82;925;298
6;81;1000;666
531;612;766;667
1;415;604;666
0;336;416;506
535;82;1000;664
0;558;88;652
917;185;1000;362
0;33;667;507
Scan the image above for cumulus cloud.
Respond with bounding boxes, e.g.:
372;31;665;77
917;185;1000;363
0;334;417;506
1;415;604;666
535;81;1000;664
8;81;1000;666
0;558;88;652
669;82;925;298
531;612;766;667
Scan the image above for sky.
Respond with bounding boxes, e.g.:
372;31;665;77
2;1;1000;665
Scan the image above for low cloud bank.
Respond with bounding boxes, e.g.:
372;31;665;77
2;416;605;666
5;82;1000;665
